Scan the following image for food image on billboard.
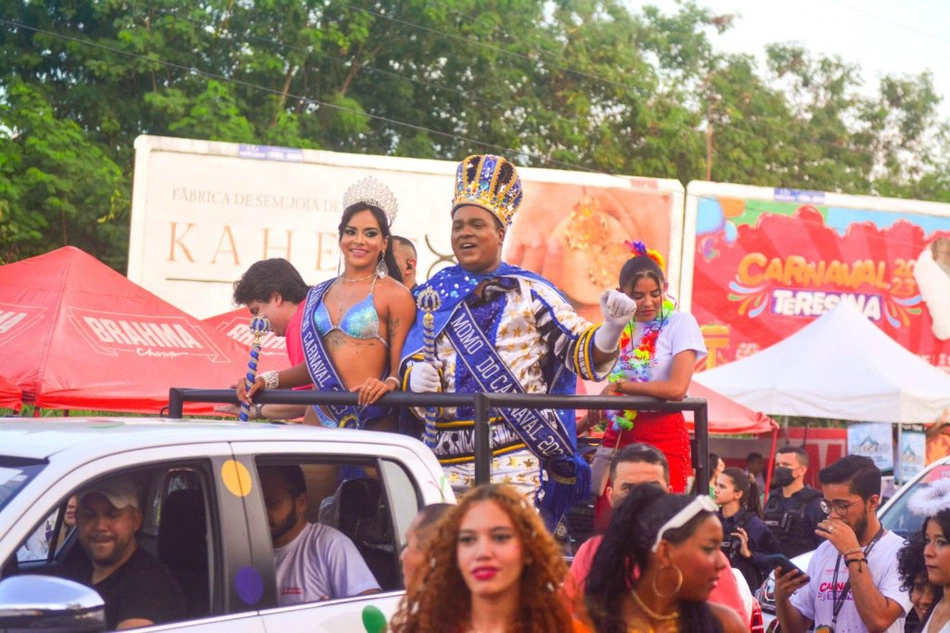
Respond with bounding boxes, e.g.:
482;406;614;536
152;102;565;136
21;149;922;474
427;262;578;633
682;183;950;372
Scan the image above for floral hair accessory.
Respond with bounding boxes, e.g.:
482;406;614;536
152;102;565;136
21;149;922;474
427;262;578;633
908;479;950;516
625;240;666;273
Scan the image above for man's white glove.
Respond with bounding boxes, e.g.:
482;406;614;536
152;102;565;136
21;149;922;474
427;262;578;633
593;289;637;353
408;361;442;393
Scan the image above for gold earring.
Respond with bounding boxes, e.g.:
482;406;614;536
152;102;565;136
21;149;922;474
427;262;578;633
652;564;683;599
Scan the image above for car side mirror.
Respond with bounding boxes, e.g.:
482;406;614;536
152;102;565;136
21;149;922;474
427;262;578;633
0;575;106;632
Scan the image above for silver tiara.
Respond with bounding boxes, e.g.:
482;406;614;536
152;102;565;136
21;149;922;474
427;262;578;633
342;176;399;226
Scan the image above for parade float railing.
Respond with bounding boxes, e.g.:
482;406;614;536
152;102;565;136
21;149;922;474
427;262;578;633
167;389;710;496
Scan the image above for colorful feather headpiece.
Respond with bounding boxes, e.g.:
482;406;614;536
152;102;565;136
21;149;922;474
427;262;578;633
625;240;666;272
451;154;523;229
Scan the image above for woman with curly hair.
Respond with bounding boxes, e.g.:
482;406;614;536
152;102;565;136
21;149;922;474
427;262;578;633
904;481;950;633
388;484;589;633
585;484;745;633
897;530;941;633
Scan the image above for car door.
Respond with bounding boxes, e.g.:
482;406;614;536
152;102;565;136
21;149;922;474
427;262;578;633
228;440;431;633
1;442;267;633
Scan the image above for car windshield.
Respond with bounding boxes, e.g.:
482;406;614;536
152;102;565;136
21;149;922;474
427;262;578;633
880;464;950;538
0;458;46;513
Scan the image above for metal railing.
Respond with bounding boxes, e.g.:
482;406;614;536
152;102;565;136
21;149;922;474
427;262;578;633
167;389;710;494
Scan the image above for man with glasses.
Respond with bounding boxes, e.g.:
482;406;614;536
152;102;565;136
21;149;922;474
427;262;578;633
775;455;910;633
763;445;825;558
566;444;748;620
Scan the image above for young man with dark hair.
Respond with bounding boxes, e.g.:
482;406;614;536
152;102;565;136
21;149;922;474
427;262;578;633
566;444;748;619
763;445;825;558
258;465;379;604
775;455;910;633
229;259;310;420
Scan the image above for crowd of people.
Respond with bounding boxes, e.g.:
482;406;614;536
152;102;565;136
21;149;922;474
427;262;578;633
44;152;950;632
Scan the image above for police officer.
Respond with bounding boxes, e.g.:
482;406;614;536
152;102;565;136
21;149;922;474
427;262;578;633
763;446;825;558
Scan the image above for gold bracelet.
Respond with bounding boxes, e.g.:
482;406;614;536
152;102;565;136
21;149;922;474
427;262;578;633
842;547;863;557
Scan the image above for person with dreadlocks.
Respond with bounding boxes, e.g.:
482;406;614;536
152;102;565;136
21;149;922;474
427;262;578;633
588;242;706;525
388;483;592;633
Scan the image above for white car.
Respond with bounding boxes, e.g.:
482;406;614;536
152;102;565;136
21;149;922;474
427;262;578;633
756;457;950;631
0;419;453;632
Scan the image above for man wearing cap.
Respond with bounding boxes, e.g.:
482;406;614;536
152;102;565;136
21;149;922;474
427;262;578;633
401;154;635;529
64;477;185;630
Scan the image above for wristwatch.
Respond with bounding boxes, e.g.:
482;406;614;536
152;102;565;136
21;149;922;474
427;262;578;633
254;403;264;419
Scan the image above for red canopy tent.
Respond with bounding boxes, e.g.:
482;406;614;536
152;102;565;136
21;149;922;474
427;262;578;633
203;308;289;374
0;376;22;411
0;247;259;414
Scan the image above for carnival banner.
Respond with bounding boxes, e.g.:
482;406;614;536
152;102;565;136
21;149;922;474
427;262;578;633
684;183;950;372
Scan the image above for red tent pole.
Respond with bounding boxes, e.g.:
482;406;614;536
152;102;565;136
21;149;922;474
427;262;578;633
763;424;779;504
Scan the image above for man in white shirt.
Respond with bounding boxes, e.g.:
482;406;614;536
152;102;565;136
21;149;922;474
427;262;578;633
259;465;379;605
775;455;910;633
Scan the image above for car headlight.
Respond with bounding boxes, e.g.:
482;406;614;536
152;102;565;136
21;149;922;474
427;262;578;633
755;573;776;612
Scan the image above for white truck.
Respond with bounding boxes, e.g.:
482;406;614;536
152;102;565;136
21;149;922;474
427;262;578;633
0;419;452;632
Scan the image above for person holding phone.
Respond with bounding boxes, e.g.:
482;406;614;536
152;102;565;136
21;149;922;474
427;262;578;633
775;456;910;633
716;467;779;592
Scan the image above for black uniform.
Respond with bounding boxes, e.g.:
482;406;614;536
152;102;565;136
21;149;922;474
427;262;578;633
762;486;825;559
720;509;781;591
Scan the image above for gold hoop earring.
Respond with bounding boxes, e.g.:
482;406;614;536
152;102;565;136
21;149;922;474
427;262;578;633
652;564;683;599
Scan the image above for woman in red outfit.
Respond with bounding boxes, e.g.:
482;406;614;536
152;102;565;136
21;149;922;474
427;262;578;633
591;242;706;523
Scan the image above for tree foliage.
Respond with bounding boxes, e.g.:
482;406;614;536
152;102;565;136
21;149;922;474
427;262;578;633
1;0;948;267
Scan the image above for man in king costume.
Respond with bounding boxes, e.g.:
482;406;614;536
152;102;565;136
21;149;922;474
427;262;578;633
401;154;636;528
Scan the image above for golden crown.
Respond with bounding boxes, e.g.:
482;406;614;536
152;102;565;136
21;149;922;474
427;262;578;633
343;176;399;225
451;155;523;229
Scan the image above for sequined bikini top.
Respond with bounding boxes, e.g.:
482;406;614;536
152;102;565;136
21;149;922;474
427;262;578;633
312;277;387;346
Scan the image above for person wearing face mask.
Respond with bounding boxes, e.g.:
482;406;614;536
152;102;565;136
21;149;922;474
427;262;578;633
763;446;825;559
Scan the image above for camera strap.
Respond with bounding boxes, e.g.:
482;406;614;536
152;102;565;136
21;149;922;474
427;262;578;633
828;526;884;629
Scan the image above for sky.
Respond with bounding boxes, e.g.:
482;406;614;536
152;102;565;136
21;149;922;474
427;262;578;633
633;0;950;119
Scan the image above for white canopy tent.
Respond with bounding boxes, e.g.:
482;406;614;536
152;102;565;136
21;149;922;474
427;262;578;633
693;300;950;423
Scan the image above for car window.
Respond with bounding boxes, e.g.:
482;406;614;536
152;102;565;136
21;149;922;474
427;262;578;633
0;457;45;512
881;463;950;537
7;461;218;628
15;508;60;563
253;456;410;608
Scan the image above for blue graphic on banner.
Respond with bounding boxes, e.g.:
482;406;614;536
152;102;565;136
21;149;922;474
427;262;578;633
900;430;927;483
848;423;894;473
238;144;304;162
773;188;826;204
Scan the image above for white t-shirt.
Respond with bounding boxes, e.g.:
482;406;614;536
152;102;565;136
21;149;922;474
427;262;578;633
922;611;950;633
789;531;911;633
622;311;707;382
273;522;379;605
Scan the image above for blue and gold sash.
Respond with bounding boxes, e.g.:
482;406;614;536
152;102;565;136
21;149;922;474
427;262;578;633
301;280;380;429
444;300;590;527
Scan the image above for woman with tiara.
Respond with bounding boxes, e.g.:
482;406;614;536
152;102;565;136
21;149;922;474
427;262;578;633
587;241;706;517
239;177;417;430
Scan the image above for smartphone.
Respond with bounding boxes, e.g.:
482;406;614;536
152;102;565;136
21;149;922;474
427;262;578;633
765;553;807;577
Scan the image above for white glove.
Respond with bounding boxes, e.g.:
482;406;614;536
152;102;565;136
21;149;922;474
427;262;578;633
408;361;441;393
593;289;637;353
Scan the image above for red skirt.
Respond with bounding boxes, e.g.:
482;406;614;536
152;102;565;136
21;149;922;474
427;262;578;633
594;411;690;530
